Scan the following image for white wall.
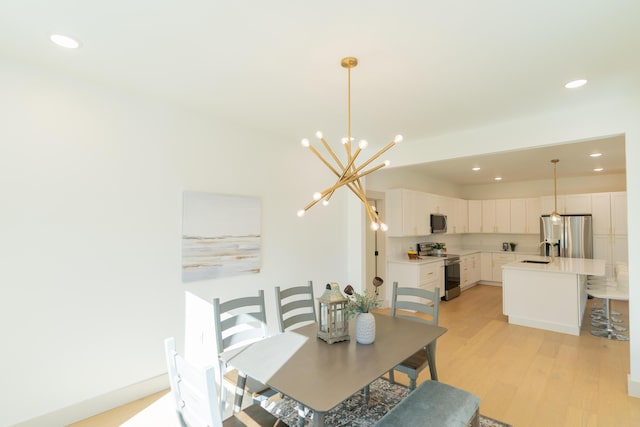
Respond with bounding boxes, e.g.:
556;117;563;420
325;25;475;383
0;58;350;427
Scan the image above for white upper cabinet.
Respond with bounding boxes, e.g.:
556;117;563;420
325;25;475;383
510;198;540;234
591;192;611;235
482;199;510;233
385;189;430;237
468;200;482;233
541;193;590;215
591;191;627;235
611;192;628;235
451;198;468;234
564;194;592;214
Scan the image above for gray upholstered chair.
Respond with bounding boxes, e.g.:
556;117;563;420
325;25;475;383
274;281;317;332
374;380;480;427
213;290;273;414
164;337;287;427
388;282;440;390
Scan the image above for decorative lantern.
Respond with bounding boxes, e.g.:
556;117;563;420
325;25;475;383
317;283;350;344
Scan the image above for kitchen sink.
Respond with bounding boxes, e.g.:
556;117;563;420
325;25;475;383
521;259;550;264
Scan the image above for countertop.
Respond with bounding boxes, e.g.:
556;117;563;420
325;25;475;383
390;247;539;264
502;255;606;276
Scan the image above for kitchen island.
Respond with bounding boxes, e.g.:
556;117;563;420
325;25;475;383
501;256;606;336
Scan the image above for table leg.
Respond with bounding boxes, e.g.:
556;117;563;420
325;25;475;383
426;342;438;381
312;411;326;427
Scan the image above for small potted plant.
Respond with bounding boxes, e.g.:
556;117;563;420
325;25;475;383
344;287;381;344
510;242;517;252
433;242;446;256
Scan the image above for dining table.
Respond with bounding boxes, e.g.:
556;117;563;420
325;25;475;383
221;313;447;427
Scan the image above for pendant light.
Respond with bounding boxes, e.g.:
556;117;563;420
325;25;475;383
550;159;561;224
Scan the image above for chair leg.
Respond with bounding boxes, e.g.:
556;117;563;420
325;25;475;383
388;369;395;384
219;361;228;414
363;385;370;403
234;372;247;413
426;342;438;381
408;374;417;391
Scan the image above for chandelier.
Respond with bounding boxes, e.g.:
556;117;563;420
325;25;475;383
296;57;402;231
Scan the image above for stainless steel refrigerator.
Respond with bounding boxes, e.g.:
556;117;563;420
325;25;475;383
540;214;593;259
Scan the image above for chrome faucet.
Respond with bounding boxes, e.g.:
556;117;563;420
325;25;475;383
538;240;555;263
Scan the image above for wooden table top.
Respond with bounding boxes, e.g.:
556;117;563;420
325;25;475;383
223;313;447;413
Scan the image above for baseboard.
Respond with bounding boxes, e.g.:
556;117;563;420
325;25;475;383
9;374;168;427
628;374;640;398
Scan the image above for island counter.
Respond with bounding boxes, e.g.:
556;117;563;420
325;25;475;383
501;256;606;336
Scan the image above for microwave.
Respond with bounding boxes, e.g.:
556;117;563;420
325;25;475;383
430;213;447;233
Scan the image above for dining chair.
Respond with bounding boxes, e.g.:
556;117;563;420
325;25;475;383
274;281;317;332
164;337;286;427
388;282;441;390
213;290;273;414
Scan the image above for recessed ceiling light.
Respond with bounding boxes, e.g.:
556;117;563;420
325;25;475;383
472;167;480;171
590;152;602;157
50;34;80;49
494;177;502;181
565;79;587;89
593;168;604;172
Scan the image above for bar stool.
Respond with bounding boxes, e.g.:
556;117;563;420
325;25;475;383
586;272;629;341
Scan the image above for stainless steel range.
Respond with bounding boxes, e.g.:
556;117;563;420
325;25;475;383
417;242;461;301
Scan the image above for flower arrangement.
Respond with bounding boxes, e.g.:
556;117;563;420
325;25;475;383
345;289;381;320
433;242;446;250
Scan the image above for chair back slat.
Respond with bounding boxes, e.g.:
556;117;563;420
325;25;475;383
391;282;440;326
213;290;268;355
275;281;317;332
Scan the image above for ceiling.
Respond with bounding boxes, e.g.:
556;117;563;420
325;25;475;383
0;1;637;184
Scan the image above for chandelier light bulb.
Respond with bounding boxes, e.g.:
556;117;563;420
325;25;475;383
380;223;388;231
394;135;404;144
297;209;306;217
313;192;322;200
370;222;380;231
341;137;349;144
301;138;310;147
358;139;368;149
315;131;323;139
550;212;562;223
322;199;330;206
384;160;391;167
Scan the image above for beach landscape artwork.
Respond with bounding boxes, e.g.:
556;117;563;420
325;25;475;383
182;191;261;282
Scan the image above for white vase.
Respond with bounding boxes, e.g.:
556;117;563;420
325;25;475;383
355;312;376;344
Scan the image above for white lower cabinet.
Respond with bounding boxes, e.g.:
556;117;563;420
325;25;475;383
387;261;444;301
491;252;515;283
460;253;481;289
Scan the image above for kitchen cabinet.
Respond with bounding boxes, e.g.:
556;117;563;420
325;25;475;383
449;198;468;234
460;253;481;289
541;194;591;215
385;189;430;236
510;198;540;234
468;200;482;233
491;252;515;282
480;252;493;281
591;191;628;276
482;199;510;233
387;261;444;299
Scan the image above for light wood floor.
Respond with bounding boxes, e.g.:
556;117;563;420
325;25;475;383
70;284;640;426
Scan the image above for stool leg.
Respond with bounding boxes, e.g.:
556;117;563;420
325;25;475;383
591;298;629;341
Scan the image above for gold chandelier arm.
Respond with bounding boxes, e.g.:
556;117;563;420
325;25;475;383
351;140;396;175
306;144;343;177
320;137;347;172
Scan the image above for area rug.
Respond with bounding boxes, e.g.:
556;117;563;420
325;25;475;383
263;378;511;427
